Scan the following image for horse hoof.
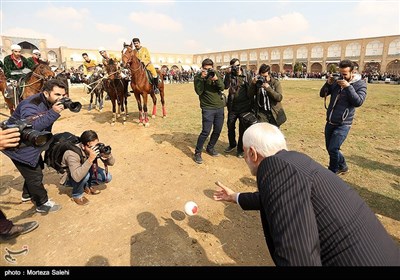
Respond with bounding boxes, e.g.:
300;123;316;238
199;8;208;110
144;123;150;127
111;122;115;126
152;115;156;119
163;115;167;118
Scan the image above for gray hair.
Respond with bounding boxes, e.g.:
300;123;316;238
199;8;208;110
242;123;287;157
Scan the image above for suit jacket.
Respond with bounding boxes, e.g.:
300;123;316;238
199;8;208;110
239;150;400;266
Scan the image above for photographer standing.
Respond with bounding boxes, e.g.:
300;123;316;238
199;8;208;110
1;79;68;213
320;59;367;175
0;128;39;240
223;58;253;158
60;130;115;205
250;64;286;128
193;58;225;164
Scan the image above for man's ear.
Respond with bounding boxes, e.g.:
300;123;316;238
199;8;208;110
43;91;49;98
249;146;258;162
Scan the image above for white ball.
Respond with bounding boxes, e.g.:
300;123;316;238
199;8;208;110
184;201;198;216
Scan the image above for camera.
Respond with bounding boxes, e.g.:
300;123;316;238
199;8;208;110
231;65;239;76
95;143;112;157
1;119;53;148
205;68;216;79
332;73;344;80
58;97;82;113
256;76;266;87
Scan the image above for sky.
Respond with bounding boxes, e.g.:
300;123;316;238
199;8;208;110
0;0;399;54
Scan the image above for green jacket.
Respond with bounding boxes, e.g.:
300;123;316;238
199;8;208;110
3;55;34;80
194;71;225;109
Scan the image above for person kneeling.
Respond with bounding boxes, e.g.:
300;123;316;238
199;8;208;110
60;130;115;205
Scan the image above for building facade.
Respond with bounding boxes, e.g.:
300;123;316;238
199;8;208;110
1;35;399;74
193;35;400;74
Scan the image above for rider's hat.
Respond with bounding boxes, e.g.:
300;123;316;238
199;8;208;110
11;44;21;51
98;47;106;53
33;49;41;55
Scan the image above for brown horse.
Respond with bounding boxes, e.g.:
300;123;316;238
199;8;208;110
103;58;128;125
22;61;55;100
121;44;166;127
0;69;13;114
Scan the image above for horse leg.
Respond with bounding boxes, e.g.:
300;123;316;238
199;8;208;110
142;93;150;127
89;92;94;111
125;95;129;117
135;92;143;124
99;91;104;112
111;99;116;126
160;88;167;118
150;93;157;119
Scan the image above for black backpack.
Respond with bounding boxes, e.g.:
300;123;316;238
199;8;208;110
44;132;84;174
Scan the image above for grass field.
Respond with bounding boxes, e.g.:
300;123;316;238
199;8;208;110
161;80;400;224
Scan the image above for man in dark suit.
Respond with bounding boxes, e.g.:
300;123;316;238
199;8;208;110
213;123;399;266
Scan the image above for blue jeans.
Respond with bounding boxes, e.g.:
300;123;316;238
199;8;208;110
325;123;351;173
64;166;112;198
195;108;224;154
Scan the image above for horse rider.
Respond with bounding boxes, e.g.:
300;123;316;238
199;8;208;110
131;37;160;94
98;47;130;98
82;52;97;80
27;49;42;66
3;44;35;98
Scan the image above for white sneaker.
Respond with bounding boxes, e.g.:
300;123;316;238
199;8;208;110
36;200;62;213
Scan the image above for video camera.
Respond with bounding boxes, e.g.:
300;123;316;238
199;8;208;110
256;76;266;87
58;97;82;113
231;65;239;76
205;68;216;79
1;119;53;148
95;143;112;158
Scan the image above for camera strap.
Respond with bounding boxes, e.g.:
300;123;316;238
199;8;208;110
91;158;109;184
258;88;271;111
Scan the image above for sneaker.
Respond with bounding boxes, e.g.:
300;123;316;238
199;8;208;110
206;148;220;157
237;152;244;158
1;221;39;240
224;145;236;153
336;166;349;175
36;200;62;213
194;153;203;164
21;194;32;203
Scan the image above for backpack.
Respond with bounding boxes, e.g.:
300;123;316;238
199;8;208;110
44;132;84;174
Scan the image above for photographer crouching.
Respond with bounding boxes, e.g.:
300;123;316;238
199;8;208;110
60;130;115;206
223;58;253;158
249;64;286;128
1;79;79;213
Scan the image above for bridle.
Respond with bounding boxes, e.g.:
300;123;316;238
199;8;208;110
122;46;143;73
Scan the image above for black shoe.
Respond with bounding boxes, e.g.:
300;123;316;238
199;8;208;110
126;92;131;97
206;148;220;157
224;145;236;153
194;153;203;164
237;152;244;158
105;95;110;101
1;221;39;240
336;166;349;175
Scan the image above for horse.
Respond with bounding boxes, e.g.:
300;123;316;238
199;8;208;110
103;58;128;125
21;61;55;100
87;66;105;112
0;69;14;114
121;44;166;127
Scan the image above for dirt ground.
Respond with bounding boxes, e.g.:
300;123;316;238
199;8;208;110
0;83;398;267
0;83;274;267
